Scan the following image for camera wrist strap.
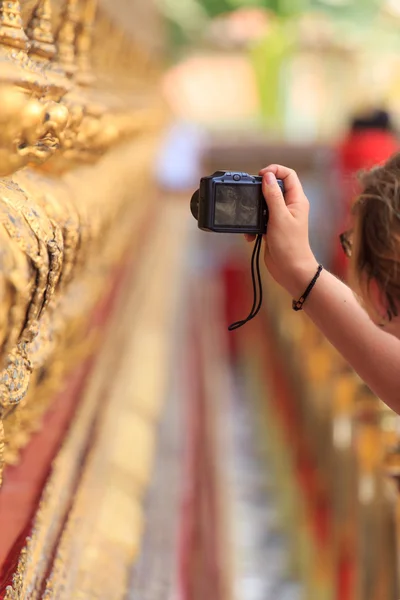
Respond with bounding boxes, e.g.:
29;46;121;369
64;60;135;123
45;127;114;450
228;234;263;331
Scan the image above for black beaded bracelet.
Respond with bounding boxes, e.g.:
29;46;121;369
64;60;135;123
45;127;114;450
292;265;323;311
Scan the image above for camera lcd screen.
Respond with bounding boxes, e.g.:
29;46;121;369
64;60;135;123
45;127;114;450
214;184;260;228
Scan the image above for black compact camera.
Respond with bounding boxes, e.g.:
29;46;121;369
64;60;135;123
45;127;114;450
190;170;284;234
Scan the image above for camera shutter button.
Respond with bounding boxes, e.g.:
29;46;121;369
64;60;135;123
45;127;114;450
233;174;241;181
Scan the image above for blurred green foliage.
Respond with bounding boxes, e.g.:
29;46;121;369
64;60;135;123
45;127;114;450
163;0;381;24
161;0;390;56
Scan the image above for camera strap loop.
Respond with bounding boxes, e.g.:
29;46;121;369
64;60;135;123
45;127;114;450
228;234;263;331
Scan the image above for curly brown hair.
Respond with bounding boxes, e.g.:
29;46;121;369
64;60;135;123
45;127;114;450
352;152;400;317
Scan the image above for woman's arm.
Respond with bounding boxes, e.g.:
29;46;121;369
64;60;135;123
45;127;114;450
301;267;400;412
251;165;400;413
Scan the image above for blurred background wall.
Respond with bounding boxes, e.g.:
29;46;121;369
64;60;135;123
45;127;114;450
155;0;400;269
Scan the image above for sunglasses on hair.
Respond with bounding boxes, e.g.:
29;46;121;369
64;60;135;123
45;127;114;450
339;230;353;258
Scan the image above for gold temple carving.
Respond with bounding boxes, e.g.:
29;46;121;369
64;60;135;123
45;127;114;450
0;0;165;595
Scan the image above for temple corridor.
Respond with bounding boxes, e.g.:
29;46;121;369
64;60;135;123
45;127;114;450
0;1;399;598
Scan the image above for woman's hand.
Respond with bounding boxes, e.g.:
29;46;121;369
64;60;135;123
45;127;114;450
246;164;319;297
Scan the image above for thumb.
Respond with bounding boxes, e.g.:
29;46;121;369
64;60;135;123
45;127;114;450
262;172;286;217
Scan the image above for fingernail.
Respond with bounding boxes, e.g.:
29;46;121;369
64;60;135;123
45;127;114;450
265;172;276;185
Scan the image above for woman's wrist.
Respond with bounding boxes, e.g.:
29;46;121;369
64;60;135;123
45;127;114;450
285;257;320;299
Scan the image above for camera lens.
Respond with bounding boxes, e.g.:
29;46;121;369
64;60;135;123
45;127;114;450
190;190;199;221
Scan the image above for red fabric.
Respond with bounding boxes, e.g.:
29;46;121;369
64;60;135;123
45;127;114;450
339;131;398;178
332;130;398;279
178;288;222;600
337;555;355;600
178;296;222;600
220;260;248;357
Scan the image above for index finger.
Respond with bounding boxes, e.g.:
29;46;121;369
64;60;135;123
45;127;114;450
259;164;305;206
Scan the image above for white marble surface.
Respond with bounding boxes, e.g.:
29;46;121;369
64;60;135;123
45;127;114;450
226;373;302;600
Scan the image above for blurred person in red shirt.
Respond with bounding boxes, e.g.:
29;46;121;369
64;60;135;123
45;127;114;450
332;109;398;280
